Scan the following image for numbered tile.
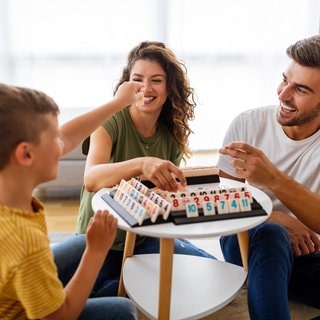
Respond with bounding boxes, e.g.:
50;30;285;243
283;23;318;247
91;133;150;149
129;188;138;200
171;198;185;211
161;202;172;220
149;205;160;223
241;191;253;203
150;191;172;218
134;205;148;225
202;201;216;216
120;194;128;206
228;199;241;213
190;196;201;207
212;194;222;203
119;179;131;193
216;200;229;214
144;199;154;213
137;210;148;225
125;197;134;212
239;197;252;211
113;189;122;202
130;178;149;195
185;202;199;217
221;192;232;200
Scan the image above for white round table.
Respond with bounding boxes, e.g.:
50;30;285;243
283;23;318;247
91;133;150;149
92;178;272;320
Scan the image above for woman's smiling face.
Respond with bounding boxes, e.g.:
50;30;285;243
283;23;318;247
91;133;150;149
129;59;168;113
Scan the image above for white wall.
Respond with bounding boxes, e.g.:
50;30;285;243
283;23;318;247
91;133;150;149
1;0;319;149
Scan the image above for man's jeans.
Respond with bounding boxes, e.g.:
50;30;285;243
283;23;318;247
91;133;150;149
220;222;320;320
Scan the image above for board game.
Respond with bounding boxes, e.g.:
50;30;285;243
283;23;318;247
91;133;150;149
101;166;268;227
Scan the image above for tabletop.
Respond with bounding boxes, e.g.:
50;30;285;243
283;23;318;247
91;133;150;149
92;178;272;239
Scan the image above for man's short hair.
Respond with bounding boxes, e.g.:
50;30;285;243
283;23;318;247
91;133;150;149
287;35;320;68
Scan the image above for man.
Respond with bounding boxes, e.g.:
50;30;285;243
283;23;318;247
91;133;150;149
218;35;320;320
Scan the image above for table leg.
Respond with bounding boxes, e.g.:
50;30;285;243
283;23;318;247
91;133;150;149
158;238;174;320
237;231;249;272
118;231;137;297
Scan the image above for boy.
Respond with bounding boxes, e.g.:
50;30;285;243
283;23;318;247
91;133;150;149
0;81;143;319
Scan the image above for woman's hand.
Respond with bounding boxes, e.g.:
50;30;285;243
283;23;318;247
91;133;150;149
141;157;186;192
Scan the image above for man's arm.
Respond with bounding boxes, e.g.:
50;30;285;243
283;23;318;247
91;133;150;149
219;141;320;233
268;172;320;233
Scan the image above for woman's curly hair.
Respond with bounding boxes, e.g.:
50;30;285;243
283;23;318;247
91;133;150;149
114;41;196;159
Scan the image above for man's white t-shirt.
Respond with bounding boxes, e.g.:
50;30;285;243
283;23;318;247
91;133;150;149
217;105;320;215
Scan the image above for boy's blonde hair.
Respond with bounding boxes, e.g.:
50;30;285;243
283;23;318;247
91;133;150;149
0;84;59;169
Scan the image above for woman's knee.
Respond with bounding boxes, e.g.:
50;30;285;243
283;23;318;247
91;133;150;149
52;234;87;284
52;234;86;261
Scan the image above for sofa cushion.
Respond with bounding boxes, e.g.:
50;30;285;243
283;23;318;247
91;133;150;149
35;144;86;197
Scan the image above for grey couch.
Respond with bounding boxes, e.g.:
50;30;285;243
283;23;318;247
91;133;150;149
35;144;86;198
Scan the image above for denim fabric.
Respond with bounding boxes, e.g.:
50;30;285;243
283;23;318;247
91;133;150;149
53;234;215;297
52;235;137;318
78;297;137;320
220;222;320;320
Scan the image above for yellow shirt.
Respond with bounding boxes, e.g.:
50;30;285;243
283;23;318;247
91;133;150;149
0;198;65;319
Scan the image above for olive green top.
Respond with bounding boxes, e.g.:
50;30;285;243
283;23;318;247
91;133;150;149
76;107;183;250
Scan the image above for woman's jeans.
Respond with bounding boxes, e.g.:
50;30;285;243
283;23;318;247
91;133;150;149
52;235;215;298
220;222;320;320
51;236;137;319
78;297;137;320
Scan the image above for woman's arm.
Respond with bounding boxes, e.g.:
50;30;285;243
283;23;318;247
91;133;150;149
83;127;147;190
84;127;186;192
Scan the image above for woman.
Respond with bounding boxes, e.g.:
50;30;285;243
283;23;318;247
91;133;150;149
73;41;214;296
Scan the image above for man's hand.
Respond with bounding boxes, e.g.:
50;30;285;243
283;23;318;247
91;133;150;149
219;141;281;188
270;211;320;256
220;141;320;234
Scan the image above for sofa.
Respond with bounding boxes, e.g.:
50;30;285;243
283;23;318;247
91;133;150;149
35;143;86;198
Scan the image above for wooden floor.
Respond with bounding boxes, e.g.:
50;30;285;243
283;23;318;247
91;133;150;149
44;198;80;232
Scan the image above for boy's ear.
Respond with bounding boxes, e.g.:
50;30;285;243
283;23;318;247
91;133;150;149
14;142;34;166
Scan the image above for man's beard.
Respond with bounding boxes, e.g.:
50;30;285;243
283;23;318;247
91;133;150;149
277;102;320;126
